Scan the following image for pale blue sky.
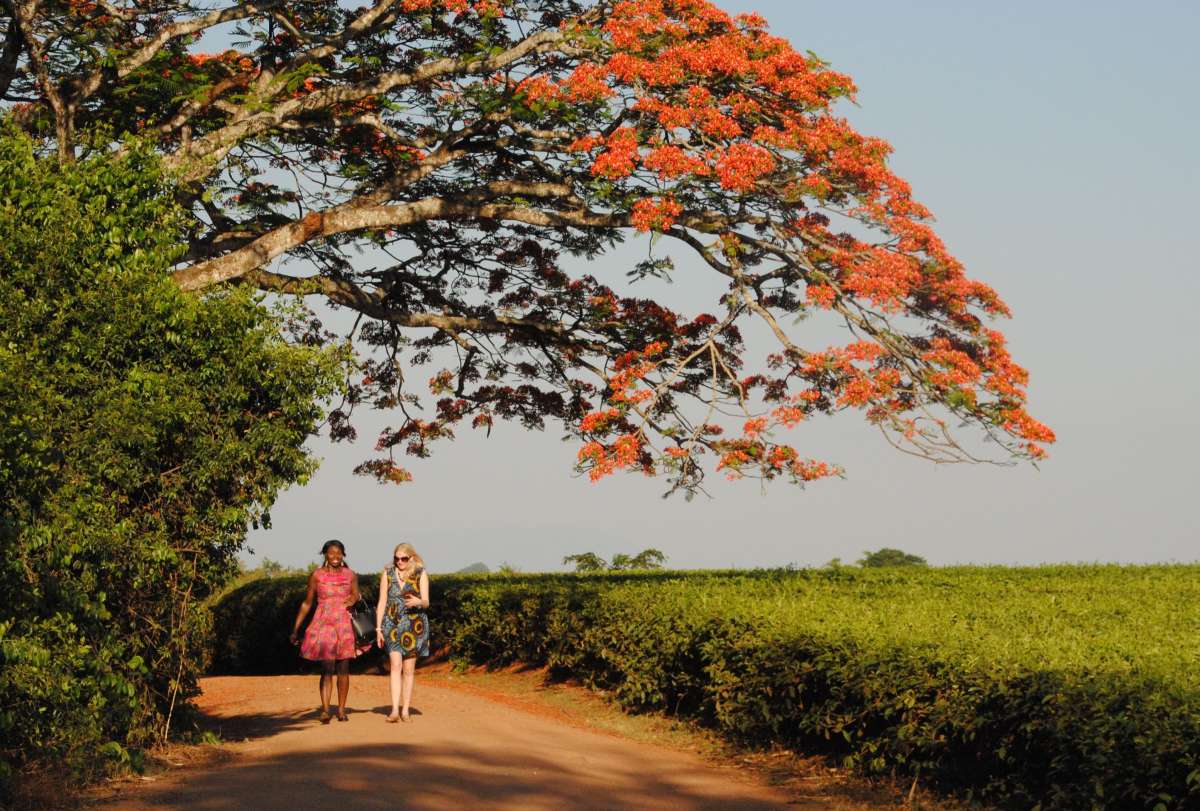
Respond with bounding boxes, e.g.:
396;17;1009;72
245;1;1200;572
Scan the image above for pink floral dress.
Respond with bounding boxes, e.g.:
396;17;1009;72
299;566;365;661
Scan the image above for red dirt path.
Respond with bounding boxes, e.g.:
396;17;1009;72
87;671;816;810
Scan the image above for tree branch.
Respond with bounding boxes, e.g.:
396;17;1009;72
289;0;403;66
72;0;285;106
165;27;570;180
242;268;609;352
172;184;623;291
0;13;21;100
10;0;74;160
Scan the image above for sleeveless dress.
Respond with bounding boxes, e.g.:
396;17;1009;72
299;566;365;661
381;565;430;657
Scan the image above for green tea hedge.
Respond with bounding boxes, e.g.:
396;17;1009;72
208;566;1200;809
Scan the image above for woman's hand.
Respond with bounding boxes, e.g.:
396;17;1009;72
403;594;423;609
289;631;299;646
376;629;384;647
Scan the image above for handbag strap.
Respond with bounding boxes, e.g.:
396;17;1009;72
351;591;369;613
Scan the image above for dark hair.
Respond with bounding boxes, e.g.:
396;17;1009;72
319;539;346;556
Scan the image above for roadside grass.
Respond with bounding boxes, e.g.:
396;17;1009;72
8;742;231;811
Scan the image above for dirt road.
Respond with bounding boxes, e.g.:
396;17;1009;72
89;672;809;810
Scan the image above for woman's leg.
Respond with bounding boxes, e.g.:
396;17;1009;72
335;658;350;719
319;660;335;721
387;651;402;720
400;657;417;720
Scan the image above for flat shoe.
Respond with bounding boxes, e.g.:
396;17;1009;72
385;714;399;723
336;713;349;722
319;711;332;725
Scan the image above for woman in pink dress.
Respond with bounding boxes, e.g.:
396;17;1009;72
289;539;365;723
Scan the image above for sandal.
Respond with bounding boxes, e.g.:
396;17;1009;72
385;714;399;724
319;710;332;725
336;712;349;722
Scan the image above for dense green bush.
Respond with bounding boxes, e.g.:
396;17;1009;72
0;127;343;797
210;565;1200;810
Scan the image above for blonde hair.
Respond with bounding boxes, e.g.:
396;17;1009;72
392;542;425;574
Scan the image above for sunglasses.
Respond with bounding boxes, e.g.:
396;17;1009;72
395;555;411;562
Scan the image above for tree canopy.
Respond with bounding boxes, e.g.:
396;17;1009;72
563;552;608;572
564;548;666;571
857;548;927;568
0;0;1054;494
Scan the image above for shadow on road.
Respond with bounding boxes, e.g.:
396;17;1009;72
92;741;788;810
191;707;313;742
194;705;430;742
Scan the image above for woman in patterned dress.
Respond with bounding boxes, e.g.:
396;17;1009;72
374;542;430;722
289;539;365;723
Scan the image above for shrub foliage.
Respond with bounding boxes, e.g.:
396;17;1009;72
0;128;342;794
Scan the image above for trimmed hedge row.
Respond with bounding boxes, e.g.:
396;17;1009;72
207;567;1200;810
206;570;726;674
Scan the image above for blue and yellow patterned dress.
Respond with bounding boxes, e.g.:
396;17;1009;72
381;565;430;657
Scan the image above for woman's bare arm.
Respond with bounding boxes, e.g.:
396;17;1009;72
375;570;388;628
289;569;319;642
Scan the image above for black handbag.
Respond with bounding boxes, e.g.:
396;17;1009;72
349;598;376;647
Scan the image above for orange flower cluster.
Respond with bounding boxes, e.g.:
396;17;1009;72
576;342;672;481
402;0;504;16
181;50;257;78
564;63;614;102
1002;410;1056;445
579;408;621;433
806;284;837;308
642;145;709;180
607;341;668;404
834;247;924;311
419;0;1055;482
713;143;775;191
742;417;768;438
428;370;455;394
572;0;1026;334
515;64;614;106
922;337;983;389
631;196;683;232
591;128;640;179
712;437;838;484
516;75;560;104
578;434;643;481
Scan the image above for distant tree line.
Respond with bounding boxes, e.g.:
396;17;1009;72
563;549;668;572
825;548;929;569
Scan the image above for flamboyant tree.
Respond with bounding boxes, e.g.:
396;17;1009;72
1;0;1054;493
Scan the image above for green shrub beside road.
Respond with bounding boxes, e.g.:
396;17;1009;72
211;564;1200;809
0;127;343;799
